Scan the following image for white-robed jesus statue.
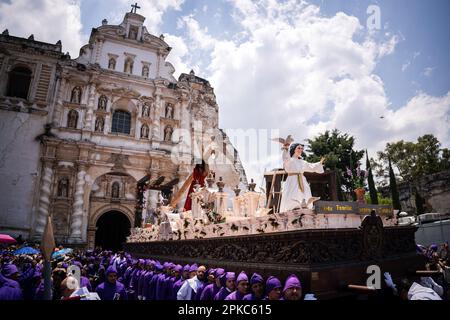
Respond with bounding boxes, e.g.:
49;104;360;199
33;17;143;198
279;141;325;212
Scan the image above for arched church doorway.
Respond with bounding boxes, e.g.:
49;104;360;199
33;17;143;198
95;211;131;251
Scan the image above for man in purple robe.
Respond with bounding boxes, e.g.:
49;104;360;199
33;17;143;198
282;274;302;300
172;264;190;298
0;264;23;300
155;262;173;300
243;273;265;300
164;264;182;300
96;266;128;300
214;272;235;300
148;263;163;300
137;260;151;300
200;268;224;300
142;261;155;300
129;259;144;299
225;271;248;300
264;276;282;300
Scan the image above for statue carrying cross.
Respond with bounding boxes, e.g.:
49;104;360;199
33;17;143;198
130;2;141;13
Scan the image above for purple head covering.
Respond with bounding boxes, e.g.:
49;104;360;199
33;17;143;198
1;264;19;277
189;264;198;273
226;272;236;280
215;268;225;278
250;273;264;286
163;262;169;268
174;264;183;273
266;276;282;294
155;263;163;272
105;266;118;276
61;262;68;269
72;261;83;268
182;264;190;272
237;271;248;284
283;274;301;293
429;244;438;251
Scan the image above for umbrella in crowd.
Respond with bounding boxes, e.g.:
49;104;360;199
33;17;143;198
13;247;40;255
0;234;17;244
51;248;73;259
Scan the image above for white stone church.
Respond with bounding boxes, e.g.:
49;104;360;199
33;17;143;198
0;10;246;249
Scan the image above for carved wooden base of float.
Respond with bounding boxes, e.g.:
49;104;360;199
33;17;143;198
124;214;425;299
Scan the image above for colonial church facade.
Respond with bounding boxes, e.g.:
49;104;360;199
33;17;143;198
0;11;246;249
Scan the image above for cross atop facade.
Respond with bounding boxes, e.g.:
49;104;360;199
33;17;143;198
131;2;141;13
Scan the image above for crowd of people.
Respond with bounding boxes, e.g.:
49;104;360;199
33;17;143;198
0;242;449;301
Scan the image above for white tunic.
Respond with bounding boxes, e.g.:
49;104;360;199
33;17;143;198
279;149;324;212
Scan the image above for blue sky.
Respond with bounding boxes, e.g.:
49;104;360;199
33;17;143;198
1;0;449;180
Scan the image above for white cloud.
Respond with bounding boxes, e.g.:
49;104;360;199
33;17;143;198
423;66;435;77
164;33;191;78
0;0;85;57
175;0;449;180
402;51;420;72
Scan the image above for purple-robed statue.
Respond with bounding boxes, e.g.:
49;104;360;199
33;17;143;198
200;268;225;300
243;273;264;300
225;271;248;300
96;266;128;300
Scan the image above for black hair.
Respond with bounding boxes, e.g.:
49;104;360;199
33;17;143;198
289;143;304;158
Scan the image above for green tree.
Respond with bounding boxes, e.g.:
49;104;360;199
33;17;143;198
366;150;378;204
389;157;401;211
306;129;364;198
377;134;448;183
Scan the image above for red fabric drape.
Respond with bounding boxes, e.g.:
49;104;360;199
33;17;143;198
183;168;207;211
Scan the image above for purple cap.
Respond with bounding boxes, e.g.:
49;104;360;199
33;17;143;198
266;276;282;294
189;264;198;273
105;266;118;276
250;273;264;285
182;264;190;272
174;264;183;273
72;261;83;268
226;272;236;280
237;271;248;284
215;268;225;278
283;274;301;293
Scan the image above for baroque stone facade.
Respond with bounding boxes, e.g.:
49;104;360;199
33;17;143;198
0;12;246;247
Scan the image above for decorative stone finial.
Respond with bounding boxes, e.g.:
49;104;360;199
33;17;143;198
28;34;34;40
233;185;241;197
2;29;9;36
189;69;195;75
102;19;108;26
216;177;225;192
56;40;61;46
159;34;165;40
248;179;256;192
206;172;215;188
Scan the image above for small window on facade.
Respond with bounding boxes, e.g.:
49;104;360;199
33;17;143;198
67;109;79;129
7;66;32;99
111;110;131;134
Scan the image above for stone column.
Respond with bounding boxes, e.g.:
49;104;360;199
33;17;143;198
151;91;162;147
84;83;96;131
33;160;55;239
148;189;159;209
243;192;261;218
69;164;87;242
52;77;68;127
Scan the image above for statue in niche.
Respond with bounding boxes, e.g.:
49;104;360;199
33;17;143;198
165;103;174;119
67;110;78;129
98;95;107;110
141;124;149;139
111;182;120;199
129;26;138;40
124;58;134;74
95;117;104;132
70;87;82;104
142;65;149;78
164;125;173;142
142;104;150;117
57;177;69;197
108;58;116;70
